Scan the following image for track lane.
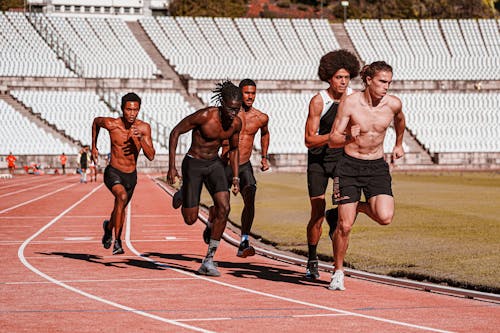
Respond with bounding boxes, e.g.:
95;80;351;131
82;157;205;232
1;175;498;332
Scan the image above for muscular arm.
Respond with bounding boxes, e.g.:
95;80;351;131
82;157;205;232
136;123;155;161
260;114;270;171
328;99;357;148
167;110;206;183
392;98;406;159
304;94;329;149
228;118;242;195
92;117;109;162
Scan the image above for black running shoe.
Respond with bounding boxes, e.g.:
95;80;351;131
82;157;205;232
305;259;320;280
112;239;124;255
237;239;255;258
102;220;112;249
203;225;211;245
172;188;183;209
325;208;338;240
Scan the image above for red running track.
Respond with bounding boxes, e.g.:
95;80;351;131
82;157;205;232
0;174;498;332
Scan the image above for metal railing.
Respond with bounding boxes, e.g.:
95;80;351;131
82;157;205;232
26;12;83;76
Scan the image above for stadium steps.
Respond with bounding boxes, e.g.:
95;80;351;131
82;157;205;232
0;92;82;149
330;23;363;63
402;130;433;165
126;21;205;110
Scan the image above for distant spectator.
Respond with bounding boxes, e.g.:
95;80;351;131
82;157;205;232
6;152;17;176
59;152;67;175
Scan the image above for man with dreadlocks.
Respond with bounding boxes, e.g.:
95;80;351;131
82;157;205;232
167;80;243;277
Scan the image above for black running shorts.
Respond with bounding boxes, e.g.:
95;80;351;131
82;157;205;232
181;155;228;208
224;161;256;190
307;151;338;197
333;154;392;204
104;165;137;206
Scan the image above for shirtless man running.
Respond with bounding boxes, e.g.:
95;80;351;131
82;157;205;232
167;80;242;277
328;61;406;290
92;92;156;255
216;79;270;258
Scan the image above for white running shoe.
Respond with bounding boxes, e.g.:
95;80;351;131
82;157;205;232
328;270;346;291
197;258;220;277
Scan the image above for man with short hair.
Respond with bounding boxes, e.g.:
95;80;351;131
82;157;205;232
328;61;406;290
167;80;242;277
6;152;17;176
92;92;156;255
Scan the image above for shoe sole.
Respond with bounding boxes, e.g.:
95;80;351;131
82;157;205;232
237;246;255;258
102;220;112;249
305;273;320;280
112;248;124;255
197;266;220;277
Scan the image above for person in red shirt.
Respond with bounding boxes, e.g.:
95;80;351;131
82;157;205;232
6;152;17;176
59;153;67;175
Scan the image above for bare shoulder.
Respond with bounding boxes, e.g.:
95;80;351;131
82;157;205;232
135;119;152;130
252;107;269;123
233;115;243;131
308;92;323;115
386;94;403;112
96;116;120;129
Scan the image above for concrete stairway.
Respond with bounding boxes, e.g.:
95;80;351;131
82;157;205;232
331;23;363;65
126;21;205;110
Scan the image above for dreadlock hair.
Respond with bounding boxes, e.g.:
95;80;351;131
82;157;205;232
121;92;141;110
211;80;242;106
360;61;393;86
238;78;256;89
318;49;360;83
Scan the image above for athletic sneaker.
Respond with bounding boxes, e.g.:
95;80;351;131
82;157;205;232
112;239;124;255
203;225;211;245
172;188;183;209
197;258;220;277
305;259;320;280
102;220;112;249
328;270;346;291
325;208;338;240
237;240;255;258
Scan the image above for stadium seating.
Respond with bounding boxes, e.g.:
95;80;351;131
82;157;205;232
139;16;340;80
345;18;500;80
0;99;77;155
0;12;75;77
43;14;159;78
399;92;499;153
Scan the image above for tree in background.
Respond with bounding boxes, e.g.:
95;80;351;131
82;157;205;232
169;0;247;17
0;0;24;12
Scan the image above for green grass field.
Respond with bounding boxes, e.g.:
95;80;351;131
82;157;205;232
199;171;500;293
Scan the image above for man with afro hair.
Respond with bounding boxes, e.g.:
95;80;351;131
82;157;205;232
304;49;360;280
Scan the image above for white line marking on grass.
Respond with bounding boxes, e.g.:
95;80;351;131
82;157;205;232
17;184;215;333
0;183;77;214
0;177;69;199
126;188;455;333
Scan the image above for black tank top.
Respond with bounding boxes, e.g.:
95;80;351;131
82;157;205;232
308;100;343;164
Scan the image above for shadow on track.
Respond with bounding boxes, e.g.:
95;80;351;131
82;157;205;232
142;252;329;287
37;251;165;270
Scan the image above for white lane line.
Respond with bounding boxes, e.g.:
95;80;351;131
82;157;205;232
5;277;197;285
0;177;69;199
0;183;77;214
0;176;50;190
17;184;215;333
126;193;454;333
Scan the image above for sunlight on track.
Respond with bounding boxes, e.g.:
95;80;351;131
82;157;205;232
0;183;77;214
125;190;454;333
16;184;215;333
